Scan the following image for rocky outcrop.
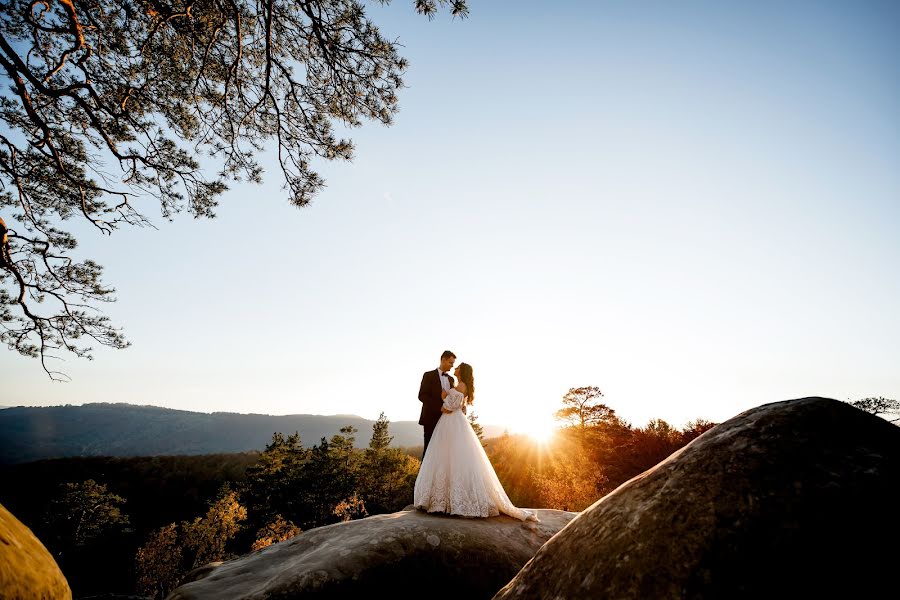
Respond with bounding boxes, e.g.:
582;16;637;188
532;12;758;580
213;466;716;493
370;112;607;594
494;397;900;599
0;502;72;600
167;508;576;600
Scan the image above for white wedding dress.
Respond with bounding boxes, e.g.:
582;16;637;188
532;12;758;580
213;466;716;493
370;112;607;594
414;388;537;521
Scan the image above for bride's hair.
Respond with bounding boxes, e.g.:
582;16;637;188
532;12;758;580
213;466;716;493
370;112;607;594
458;363;475;405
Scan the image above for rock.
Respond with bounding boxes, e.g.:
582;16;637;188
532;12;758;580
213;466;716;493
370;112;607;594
0;502;72;600
167;508;576;600
80;595;153;600
494;397;900;599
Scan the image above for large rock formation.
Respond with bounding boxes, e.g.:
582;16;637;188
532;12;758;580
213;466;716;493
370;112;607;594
494;397;900;599
167;508;576;600
0;502;72;600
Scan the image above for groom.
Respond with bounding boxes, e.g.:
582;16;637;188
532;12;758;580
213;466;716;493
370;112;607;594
418;350;455;457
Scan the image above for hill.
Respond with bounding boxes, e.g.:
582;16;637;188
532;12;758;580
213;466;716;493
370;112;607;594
0;402;505;464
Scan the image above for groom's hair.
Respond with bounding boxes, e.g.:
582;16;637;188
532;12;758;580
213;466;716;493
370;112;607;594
441;350;456;360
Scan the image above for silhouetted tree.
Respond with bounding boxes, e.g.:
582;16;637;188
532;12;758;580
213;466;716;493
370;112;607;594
544;389;724;499
555;386;617;438
680;418;718;444
291;427;362;527
0;0;469;377
44;479;130;558
330;425;359;480
359;414;419;513
39;478;131;595
241;431;307;535
369;412;393;450
849;397;899;423
600;418;687;493
468;410;485;442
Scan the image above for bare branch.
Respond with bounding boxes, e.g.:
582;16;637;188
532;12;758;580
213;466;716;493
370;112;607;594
0;0;468;378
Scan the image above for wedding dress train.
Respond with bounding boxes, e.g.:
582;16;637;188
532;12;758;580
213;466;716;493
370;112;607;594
414;388;537;521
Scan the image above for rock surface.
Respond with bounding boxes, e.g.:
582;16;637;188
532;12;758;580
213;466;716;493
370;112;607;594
0;502;72;600
168;507;576;600
494;397;900;599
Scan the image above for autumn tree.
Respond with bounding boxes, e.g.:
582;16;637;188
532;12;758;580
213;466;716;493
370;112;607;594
484;432;548;508
628;418;682;467
0;0;469;378
598;418;711;493
135;486;247;598
250;514;301;551
135;523;182;599
181;486;247;569
533;448;601;512
333;492;368;522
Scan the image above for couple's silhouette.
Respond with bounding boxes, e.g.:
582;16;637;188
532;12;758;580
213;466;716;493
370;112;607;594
415;350;537;521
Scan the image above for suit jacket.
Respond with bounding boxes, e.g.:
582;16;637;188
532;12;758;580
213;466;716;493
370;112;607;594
418;369;454;429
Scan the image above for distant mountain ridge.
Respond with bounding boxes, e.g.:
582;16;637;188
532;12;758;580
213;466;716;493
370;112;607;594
0;403;506;465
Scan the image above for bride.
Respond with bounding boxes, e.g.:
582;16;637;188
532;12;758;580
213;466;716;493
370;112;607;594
414;362;537;521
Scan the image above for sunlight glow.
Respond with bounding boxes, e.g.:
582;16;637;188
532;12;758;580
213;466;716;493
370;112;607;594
520;417;558;444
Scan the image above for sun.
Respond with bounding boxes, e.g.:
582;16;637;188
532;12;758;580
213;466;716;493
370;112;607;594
520;418;558;444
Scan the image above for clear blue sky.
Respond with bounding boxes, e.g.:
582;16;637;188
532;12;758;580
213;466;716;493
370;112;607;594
3;0;899;437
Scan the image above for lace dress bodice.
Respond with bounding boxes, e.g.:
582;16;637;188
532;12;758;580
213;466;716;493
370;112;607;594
442;388;467;412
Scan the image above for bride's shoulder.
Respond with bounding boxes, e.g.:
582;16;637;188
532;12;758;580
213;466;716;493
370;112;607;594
455;381;468;394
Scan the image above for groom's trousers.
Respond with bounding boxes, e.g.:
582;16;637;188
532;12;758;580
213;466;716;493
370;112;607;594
423;426;435;458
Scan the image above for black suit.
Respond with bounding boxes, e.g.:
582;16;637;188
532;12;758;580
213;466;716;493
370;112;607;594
418;369;454;457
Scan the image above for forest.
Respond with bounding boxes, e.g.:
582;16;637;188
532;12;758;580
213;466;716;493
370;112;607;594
1;392;892;598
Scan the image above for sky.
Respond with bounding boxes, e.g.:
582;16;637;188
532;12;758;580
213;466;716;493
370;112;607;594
2;0;899;438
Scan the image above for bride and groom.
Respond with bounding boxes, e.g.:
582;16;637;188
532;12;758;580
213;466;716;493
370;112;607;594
415;350;537;522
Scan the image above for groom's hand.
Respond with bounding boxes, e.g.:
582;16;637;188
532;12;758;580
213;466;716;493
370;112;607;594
441;407;452;414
